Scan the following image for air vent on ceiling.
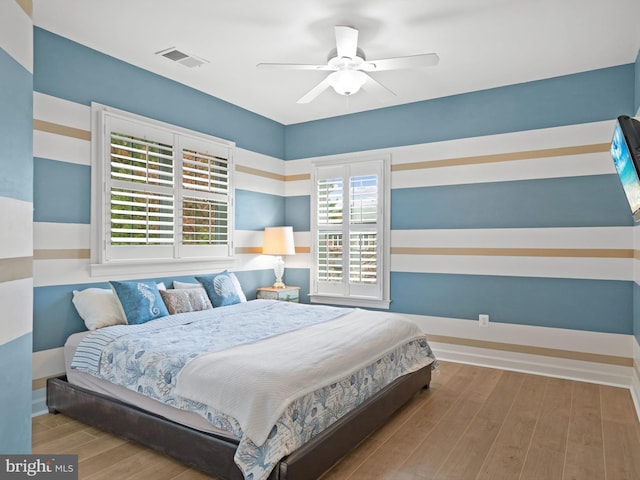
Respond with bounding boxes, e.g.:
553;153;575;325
156;47;208;68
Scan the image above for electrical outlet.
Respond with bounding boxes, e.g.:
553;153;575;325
479;314;489;327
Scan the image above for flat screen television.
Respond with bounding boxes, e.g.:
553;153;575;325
610;115;640;221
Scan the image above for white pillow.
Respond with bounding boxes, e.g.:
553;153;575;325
72;288;127;330
173;280;202;289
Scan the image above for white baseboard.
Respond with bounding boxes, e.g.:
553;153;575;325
32;387;47;417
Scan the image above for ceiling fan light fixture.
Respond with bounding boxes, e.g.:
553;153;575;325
328;69;367;96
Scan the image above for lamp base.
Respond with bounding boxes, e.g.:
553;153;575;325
272;255;285;289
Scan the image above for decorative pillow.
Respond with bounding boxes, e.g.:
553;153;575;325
72;288;126;330
110;280;169;325
195;271;247;307
160;288;213;315
172;280;202;289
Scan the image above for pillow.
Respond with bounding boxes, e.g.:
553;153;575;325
160;288;213;315
173;280;202;289
195;271;247;307
110;280;169;325
72;288;126;330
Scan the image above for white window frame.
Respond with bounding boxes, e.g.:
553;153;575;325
90;103;237;277
310;153;391;309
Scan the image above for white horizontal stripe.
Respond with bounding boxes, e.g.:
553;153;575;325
33;92;90;130
407;312;631;357
0;279;32;346
0;198;33;259
33;130;90;165
33;222;90;250
284;179;312;197
282;121;616;194
392;227;633;249
392;120;615;166
392;151;613;188
236;148;283;174
235;148;285;195
391;254;632;281
235;170;284;196
32;347;65;381
0;1;32;73
33;259;92;287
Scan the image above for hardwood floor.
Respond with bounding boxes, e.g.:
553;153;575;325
32;362;640;480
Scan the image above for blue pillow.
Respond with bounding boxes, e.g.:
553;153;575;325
110;280;169;325
196;271;245;307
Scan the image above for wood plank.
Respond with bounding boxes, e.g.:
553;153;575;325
78;442;148;478
601;384;640;480
33;362;640;480
432;370;526;480
562;381;606;480
347;363;474;479
475;374;547;480
519;377;572;480
399;365;504;479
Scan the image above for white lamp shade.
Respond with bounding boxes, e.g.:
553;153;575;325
262;226;296;255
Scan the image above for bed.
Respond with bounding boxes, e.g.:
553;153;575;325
47;299;436;480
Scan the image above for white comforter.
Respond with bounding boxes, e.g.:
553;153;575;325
174;308;428;446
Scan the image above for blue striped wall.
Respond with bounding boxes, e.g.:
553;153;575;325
31;29;288;353
635;49;640;114
391;175;632;230
0;49;33;203
1;0;33;453
34;28;285;159
30;26;640;378
284;62;637;335
285;65;635;160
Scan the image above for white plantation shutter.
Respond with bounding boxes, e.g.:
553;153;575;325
311;157;390;307
178;137;231;258
97;107;234;264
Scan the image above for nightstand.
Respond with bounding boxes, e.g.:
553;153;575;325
256;286;300;303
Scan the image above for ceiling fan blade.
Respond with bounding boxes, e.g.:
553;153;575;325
361;73;396;100
364;53;439;71
296;76;332;104
335;25;358;59
257;62;335;71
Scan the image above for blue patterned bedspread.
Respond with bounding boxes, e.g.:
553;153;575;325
71;300;436;480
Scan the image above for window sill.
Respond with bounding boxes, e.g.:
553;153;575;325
90;257;239;278
309;294;390;310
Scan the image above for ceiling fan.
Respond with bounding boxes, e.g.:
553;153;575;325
257;25;439;104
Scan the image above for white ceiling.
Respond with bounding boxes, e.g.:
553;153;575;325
33;0;640;125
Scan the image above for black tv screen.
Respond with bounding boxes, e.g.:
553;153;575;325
610;115;640;220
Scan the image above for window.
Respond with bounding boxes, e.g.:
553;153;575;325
90;104;235;275
310;155;390;309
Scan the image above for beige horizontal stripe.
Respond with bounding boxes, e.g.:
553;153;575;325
0;257;32;283
428;334;633;367
236;164;285;181
392;247;633;259
392;143;610;172
634;250;640;260
235;165;310;182
16;0;32;17
236;246;310;254
33;249;90;260
285;173;311;182
33;119;91;141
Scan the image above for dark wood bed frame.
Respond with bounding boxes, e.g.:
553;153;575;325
47;366;431;480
